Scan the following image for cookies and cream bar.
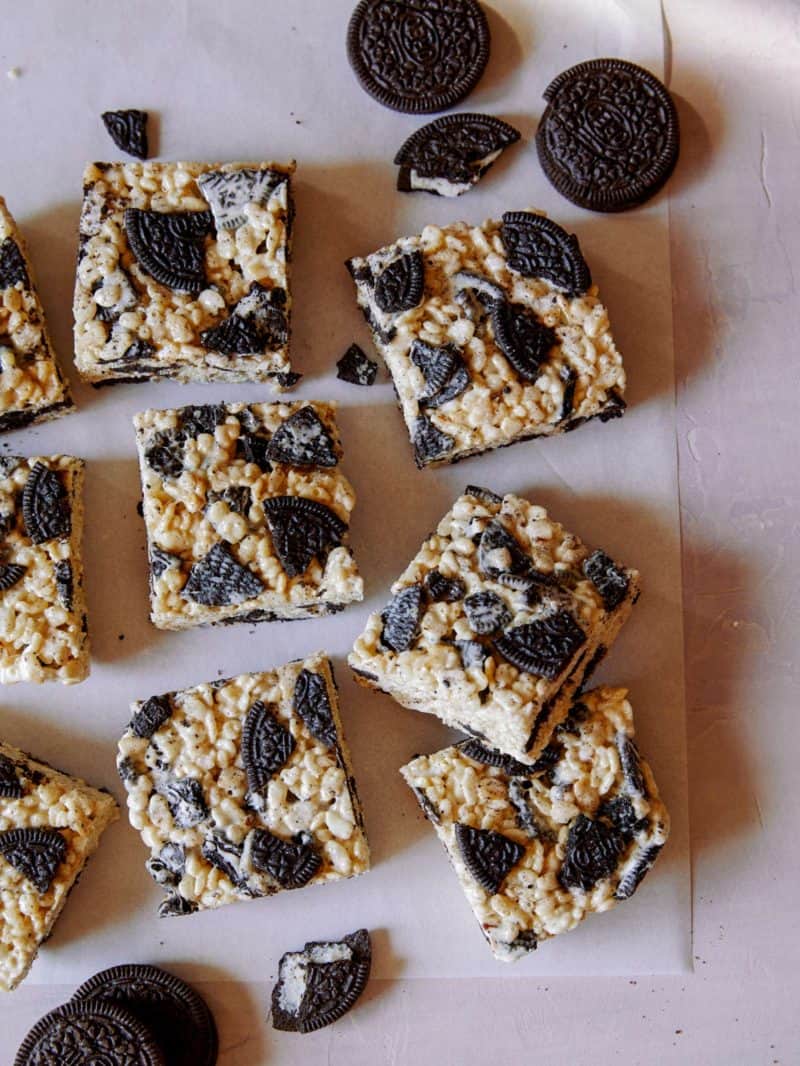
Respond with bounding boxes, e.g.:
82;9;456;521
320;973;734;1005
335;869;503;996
0;741;119;991
400;687;669;961
346;210;625;467
117;653;370;917
74;161;296;386
0;455;90;684
134;400;363;630
0;197;74;432
349;487;639;765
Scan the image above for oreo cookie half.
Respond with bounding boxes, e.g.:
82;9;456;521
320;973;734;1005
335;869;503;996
536;58;680;212
347;0;491;114
15;1000;165;1066
395;113;520;196
72;964;218;1066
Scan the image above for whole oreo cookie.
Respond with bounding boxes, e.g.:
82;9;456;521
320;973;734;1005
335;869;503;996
536;58;680;212
72;964;218;1066
347;0;491;114
15;1000;165;1066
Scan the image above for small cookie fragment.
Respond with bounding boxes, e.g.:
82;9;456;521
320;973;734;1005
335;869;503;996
72;964;218;1066
350;488;640;765
0;455;90;684
101;109;149;159
395;113;521;197
271;928;371;1033
117;653;370;917
0;197;75;432
336;343;377;386
74;161;296;386
14;1000;164;1065
401;688;670;960
346;211;625;467
536;58;680;212
0;742;118;992
134;400;362;630
347;0;490;114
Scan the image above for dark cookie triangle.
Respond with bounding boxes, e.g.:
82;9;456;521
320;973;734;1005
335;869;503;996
131;695;173;739
101;109;149;159
582;549;630;611
411;340;470;408
263;497;347;578
558;813;626;891
250;828;321;888
241;700;295;793
201;284;287;355
22;463;71;544
0;753;25;798
381;584;424;652
336;343;377;386
265;407;338;468
0;237;29;289
0;827;67;893
125;207;213;294
477;519;531;579
182;542;263;607
454;823;524;895
491;300;558;382
412;413;455;466
374;251;424;313
494;612;586;679
395;113;521;189
294;670;337;748
200;314;263;355
500;212;592;295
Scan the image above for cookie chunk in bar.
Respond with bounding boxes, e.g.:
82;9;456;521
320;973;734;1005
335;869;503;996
400;687;669;961
0;741;119;991
346;210;625;467
73;161;295;386
0;455;90;684
349;487;639;764
134;400;363;630
0;197;74;432
117;653;370;917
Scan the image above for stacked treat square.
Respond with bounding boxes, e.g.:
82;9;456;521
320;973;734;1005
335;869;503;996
0;158;668;993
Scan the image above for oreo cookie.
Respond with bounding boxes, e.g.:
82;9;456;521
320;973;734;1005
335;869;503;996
101;109;149;159
395;113;520;196
124;208;213;293
336;343;377;386
536;58;680;212
72;964;218;1066
347;0;490;114
14;1000;165;1066
22;463;70;544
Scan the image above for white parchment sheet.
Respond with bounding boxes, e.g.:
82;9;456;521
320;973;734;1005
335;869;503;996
0;0;690;979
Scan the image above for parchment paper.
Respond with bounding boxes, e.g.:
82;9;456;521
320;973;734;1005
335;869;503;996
0;0;690;980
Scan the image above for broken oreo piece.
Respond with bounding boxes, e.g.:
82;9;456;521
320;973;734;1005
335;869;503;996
131;695;173;740
0;753;25;798
72;964;218;1066
460;740;532;778
424;569;466;603
336;343;378;386
396;113;520;196
536;59;680;212
477;519;531;579
491;300;558;382
22;463;70;544
271;928;371;1034
494;612;586;679
163;778;208;829
454;640;487;670
347;0;491;114
182;542;263;607
500;212;592;295
583;549;630;611
558;813;626;891
241;700;295;794
201;284;288;355
15;1000;165;1066
381;584;424;652
54;561;73;611
614;843;664;900
454;823;524;895
463;590;511;636
124;208;213;294
197;167;285;231
294;670;337;748
412;413;455;466
0;238;29;289
374;250;425;314
250;828;321;889
0;827;67;894
263;496;347;578
411;340;470;408
101;109;149;159
0;563;26;594
265;407;338;468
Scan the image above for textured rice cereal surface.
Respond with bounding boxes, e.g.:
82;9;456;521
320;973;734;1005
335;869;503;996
400;687;669;961
0;196;74;432
117;653;370;916
0;741;119;991
346;210;626;467
349;487;640;763
73;161;295;386
134;400;363;630
0;455;90;684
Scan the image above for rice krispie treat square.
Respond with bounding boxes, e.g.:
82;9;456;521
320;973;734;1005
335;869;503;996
349;487;639;765
0;197;74;432
0;741;119;991
117;653;370;917
401;687;669;961
346;210;626;467
0;455;90;684
73;161;296;387
134;400;363;630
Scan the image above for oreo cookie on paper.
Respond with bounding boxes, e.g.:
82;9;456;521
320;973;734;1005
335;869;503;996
395;113;520;196
536;58;680;212
347;0;491;114
14;1000;165;1066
